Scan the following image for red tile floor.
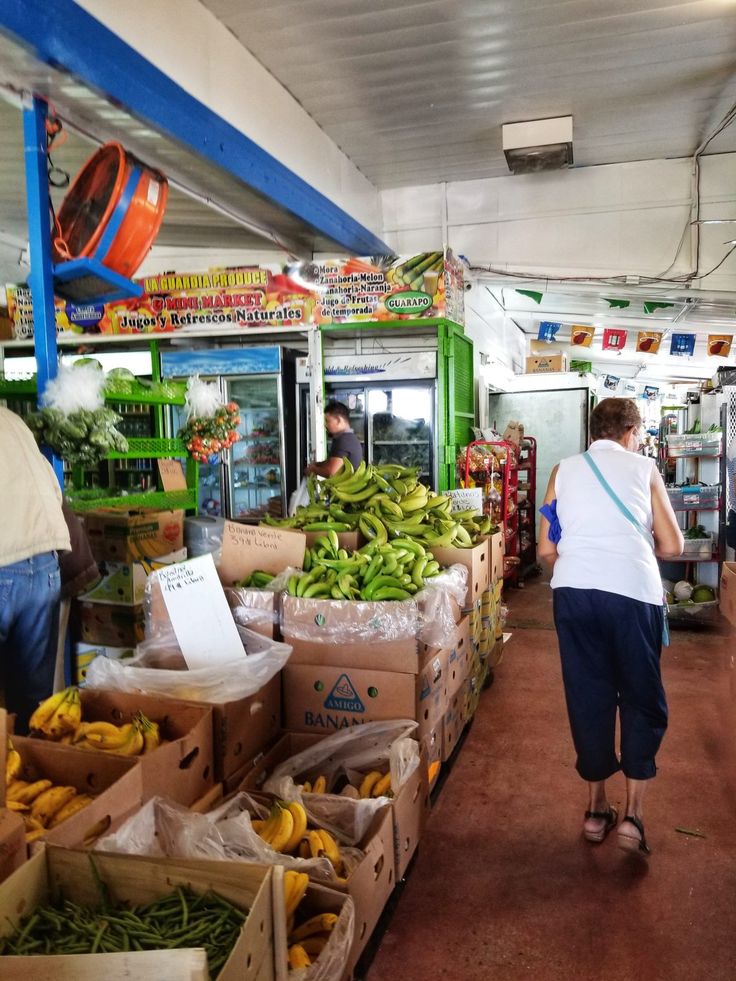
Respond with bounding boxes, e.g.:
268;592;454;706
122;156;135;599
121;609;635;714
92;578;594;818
365;575;736;981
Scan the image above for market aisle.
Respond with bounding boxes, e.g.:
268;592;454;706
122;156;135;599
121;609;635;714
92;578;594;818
366;576;736;981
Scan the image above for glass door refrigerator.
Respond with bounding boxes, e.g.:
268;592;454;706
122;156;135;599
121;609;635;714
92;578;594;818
162;346;297;521
297;352;437;487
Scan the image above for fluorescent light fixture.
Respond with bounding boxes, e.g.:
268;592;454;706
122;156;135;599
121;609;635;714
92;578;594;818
502;116;573;174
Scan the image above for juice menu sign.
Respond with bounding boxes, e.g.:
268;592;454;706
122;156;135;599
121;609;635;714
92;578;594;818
311;250;465;326
6;251;465;337
100;267;316;334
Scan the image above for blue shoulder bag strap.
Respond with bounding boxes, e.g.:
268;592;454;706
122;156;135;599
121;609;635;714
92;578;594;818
582;451;669;646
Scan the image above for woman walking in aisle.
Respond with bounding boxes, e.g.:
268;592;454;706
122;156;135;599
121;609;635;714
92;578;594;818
539;398;683;855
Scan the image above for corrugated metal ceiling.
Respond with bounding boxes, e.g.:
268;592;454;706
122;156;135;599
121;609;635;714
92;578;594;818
200;0;736;188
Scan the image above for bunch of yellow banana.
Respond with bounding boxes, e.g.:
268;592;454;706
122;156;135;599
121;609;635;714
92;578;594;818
5;740;94;842
251;801;307;855
28;687;82;739
287;912;338;970
357;770;392;799
71;711;160;757
297;828;345;877
301;774;327;794
284;870;309;920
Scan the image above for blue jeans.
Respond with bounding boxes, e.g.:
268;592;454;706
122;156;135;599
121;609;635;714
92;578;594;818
553;587;668;782
0;552;61;734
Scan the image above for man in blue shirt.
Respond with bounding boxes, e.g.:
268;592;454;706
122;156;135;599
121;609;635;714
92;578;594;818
306;400;363;478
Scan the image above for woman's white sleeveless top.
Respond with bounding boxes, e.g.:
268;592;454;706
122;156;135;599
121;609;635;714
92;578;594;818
551;439;663;606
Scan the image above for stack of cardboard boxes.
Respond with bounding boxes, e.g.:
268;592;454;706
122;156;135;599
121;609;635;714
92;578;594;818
72;509;186;683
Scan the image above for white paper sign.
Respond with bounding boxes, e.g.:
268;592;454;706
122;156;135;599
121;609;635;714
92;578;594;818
156;554;244;669
448;487;484;515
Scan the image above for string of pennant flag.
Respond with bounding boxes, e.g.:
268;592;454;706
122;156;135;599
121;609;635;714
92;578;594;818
537;321;733;358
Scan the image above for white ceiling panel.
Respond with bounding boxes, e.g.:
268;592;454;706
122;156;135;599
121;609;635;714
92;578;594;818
200;0;736;187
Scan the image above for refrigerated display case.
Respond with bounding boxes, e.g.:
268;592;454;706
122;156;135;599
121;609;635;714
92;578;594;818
297;354;438;486
161;346;297;521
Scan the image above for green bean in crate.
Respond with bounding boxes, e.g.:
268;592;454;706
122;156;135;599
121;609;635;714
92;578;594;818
0;884;248;975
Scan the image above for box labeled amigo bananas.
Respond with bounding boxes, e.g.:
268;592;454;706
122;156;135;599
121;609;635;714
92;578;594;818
83;508;184;564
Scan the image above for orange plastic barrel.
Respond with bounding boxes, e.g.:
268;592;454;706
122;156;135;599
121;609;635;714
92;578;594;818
52;142;168;279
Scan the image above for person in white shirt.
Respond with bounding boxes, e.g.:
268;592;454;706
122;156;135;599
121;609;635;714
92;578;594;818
539;398;683;856
0;408;70;732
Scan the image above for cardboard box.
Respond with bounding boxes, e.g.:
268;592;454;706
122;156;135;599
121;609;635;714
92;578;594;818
73;643;135;686
525;353;567;373
283;644;447;739
488;530;505;585
203;674;282;783
0;809;25;885
10;736;143;849
77;601;145;647
720;562;736;628
421;616;470;701
422;723;442;791
226;587;279;640
232;732;321;794
79;548;187;606
391;741;430;881
272;868;353;981
442;690;466;762
341;804;395;975
76;689;214;806
0;847;273;981
281;595;419;672
84;509;184;563
219;521;306;587
429;539;490;608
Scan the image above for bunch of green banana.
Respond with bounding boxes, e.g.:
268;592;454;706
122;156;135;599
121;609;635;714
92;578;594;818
263;459;496;546
287;532;441;602
234;570;275;588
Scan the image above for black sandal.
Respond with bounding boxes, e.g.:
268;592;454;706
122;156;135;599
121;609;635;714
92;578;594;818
583;806;618;843
618;815;651;855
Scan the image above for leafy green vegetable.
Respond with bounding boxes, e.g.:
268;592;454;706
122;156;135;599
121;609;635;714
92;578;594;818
27;407;129;466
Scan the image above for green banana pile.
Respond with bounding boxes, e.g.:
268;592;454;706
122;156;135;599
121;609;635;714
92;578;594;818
234;570;275;588
287;529;441;602
265;461;494;548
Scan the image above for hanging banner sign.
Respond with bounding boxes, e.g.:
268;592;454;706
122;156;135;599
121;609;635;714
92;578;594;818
636;331;663;354
570;324;595;347
602;328;628;351
643;385;659;400
603;374;621;392
538;321;561;342
623;382;638;395
5;252;466;339
707;334;733;357
670;333;696;357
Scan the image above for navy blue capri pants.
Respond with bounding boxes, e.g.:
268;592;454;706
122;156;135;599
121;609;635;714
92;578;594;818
552;587;668;782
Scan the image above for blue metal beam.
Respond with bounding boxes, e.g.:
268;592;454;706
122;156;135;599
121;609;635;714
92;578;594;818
22;95;63;485
0;0;389;257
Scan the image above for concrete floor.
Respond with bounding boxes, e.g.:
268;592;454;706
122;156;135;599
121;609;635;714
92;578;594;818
367;577;736;981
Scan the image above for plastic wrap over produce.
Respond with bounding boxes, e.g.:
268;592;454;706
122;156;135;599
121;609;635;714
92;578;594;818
225;565;298;630
96;794;359;883
415;564;467;647
84;622;291;701
263;720;419;845
281;564;467;651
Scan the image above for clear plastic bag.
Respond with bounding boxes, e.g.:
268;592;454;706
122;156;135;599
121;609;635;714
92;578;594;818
281;596;418;645
263;720;420;845
95;793;360;884
415;564;467;649
84;623;291;702
294;889;355;981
